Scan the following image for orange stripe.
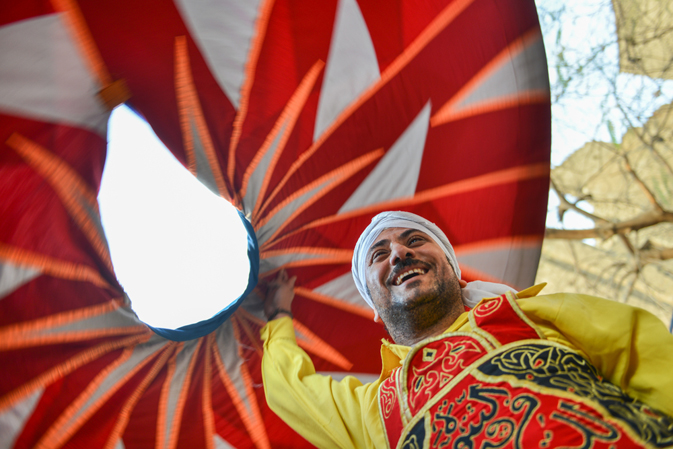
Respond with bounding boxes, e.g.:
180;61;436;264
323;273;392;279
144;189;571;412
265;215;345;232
48;344;170;449
233;307;265;327
255;149;384;245
260;247;352;259
36;342;168;449
230;319;272;449
35;347;136;449
0;333;150;413
0;242;112;289
210;334;271;449
294;286;374;320
257;0;477;213
259;256;352;279
103;346;174;449
6;134;99;206
174;36;231;202
175;36;197;176
0;300;122;344
458;265;505;285
0;243;112;290
236;363;269;449
242;60;325;217
453;235;543;255
0;327;150;350
293;319;353;370
228;0;277;187
232;313;263;357
202;336;215;449
270;162;550;247
156;344;183;449
431;28;546;126
50;0;112;87
6;133;114;273
431;90;549;126
168;339;202;449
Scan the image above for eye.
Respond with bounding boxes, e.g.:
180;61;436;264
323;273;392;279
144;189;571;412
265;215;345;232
371;250;386;262
408;235;424;245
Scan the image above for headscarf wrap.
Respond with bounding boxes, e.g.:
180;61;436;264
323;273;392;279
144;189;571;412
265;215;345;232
352;211;516;310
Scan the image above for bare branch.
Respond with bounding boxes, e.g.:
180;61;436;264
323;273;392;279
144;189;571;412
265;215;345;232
621;153;665;212
550;179;610;225
619;234;636;255
641;247;673;262
623;271;640;303
545;209;673;240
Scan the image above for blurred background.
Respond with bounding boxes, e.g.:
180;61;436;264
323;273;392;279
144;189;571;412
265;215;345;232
535;0;673;330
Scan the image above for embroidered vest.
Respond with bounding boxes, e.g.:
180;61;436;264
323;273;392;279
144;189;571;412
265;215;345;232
377;293;673;449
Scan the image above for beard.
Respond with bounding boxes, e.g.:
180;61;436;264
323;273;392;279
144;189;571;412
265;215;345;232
376;258;463;343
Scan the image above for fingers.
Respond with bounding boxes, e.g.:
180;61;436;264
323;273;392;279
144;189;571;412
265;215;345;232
264;269;296;293
269;269;292;285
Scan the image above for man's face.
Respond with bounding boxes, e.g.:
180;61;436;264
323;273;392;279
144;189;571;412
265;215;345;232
364;227;461;325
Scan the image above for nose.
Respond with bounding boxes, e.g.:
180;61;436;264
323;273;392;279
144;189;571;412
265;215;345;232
389;241;413;266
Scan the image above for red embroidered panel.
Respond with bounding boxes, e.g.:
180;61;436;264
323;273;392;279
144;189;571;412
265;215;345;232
402;376;648;449
405;336;487;416
379;367;404;447
471;295;540;345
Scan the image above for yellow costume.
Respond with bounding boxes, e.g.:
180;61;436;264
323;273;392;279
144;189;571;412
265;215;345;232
261;286;673;449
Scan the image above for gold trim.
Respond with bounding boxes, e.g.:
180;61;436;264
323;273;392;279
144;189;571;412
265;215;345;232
377;380;394;449
396;365;409;426
400;332;495;424
421;348;437;362
422;411;432;449
470;325;502;349
395;411;432;449
467;298;503;348
470;340;666;449
395;349;498;442
505;291;546;339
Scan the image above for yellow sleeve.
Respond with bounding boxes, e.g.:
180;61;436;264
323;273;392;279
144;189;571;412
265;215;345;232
260;317;385;449
518;293;673;416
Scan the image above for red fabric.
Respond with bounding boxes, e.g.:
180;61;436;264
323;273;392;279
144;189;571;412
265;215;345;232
0;0;550;446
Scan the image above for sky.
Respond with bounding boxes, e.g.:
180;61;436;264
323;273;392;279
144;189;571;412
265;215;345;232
98;106;249;329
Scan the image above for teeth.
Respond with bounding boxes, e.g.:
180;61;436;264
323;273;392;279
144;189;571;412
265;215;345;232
395;268;425;285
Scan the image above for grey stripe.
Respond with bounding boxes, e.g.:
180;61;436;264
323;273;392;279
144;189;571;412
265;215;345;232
0;262;40;299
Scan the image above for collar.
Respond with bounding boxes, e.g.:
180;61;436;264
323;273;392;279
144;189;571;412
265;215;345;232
377;283;547;379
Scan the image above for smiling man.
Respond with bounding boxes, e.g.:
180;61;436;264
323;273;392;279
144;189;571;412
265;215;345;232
261;211;673;449
363;227;465;346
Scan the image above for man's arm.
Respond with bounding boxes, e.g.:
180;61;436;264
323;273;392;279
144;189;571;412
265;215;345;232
519;292;673;416
260;271;384;449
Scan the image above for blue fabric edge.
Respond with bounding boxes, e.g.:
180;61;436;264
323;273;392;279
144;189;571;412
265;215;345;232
148;209;260;341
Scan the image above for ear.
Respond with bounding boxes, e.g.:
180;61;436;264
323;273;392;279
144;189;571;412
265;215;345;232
459;279;467;288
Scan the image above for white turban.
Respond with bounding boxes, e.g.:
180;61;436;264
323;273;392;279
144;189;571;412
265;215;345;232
351;211;516;310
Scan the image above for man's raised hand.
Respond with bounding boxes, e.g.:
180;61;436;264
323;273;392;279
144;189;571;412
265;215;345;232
263;269;297;321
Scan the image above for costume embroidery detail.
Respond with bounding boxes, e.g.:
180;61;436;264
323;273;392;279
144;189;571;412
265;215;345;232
378;294;673;449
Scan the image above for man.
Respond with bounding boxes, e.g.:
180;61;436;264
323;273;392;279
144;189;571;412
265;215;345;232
261;211;673;449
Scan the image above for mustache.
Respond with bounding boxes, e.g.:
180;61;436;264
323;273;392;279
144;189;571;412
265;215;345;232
387;258;430;284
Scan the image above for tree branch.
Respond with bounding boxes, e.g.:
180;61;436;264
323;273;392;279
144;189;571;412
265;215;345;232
641;247;673;262
621;153;665;212
550;179;609;225
545;209;673;240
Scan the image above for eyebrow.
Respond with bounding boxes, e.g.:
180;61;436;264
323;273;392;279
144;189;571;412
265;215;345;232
367;228;419;258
